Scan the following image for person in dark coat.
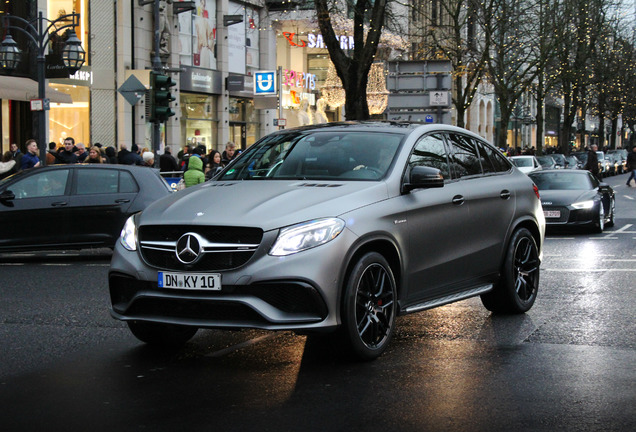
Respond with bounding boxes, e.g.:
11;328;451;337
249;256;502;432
584;144;600;181
104;146;118;164
160;146;179;172
626;145;636;187
118;143;143;165
56;137;78;164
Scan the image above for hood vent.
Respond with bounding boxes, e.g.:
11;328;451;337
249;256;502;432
297;183;343;188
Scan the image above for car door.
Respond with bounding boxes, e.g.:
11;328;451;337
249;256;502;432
66;167;137;246
402;133;474;302
466;136;517;277
0;168;72;249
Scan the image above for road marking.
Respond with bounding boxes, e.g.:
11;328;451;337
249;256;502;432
543;268;636;272
205;333;280;358
624;195;634;200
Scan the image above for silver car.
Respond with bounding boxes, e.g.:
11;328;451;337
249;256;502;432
109;122;545;360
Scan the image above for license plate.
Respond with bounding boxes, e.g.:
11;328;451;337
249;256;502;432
544;210;561;218
158;272;221;290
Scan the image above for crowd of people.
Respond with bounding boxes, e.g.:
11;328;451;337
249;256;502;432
0;138;240;188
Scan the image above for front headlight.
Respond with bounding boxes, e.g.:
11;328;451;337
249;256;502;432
120;215;138;251
269;218;345;256
572;200;595;210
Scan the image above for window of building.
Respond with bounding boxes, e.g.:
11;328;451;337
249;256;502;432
48;0;89;66
180;93;218;153
48;84;90;147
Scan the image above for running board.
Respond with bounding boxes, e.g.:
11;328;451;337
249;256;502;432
403;284;493;314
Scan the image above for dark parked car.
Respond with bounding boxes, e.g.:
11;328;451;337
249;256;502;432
564;155;582;170
528;169;615;233
537;155;558;170
0;164;172;252
549;153;567;169
110;122;546;360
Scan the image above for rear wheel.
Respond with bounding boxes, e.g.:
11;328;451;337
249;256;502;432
481;228;540;314
127;321;198;347
340;252;397;361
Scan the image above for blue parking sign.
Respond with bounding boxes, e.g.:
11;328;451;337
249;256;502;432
254;71;277;95
425;115;434;123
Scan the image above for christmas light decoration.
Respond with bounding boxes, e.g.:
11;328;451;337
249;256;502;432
321;61;346;108
367;62;389;114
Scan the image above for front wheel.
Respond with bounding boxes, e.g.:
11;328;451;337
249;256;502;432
127;321;198;347
481;228;540;314
592;202;605;233
340;252;397;361
605;198;615;228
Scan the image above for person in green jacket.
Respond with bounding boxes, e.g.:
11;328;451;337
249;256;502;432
183;155;205;187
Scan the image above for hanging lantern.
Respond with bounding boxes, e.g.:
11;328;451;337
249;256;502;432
367;62;388;115
321;61;346;108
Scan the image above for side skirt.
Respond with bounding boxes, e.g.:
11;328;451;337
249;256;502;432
401;284;493;314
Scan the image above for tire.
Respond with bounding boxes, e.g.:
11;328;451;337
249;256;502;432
481;228;540;314
127;320;198;347
340;252;397;361
592;202;605;233
606;198;615;228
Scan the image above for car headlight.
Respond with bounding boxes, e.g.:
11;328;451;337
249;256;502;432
269;218;345;256
120;215;138;251
572;200;594;210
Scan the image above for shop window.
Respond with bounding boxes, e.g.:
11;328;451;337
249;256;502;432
48;0;89;66
48;84;90;146
181;93;218;153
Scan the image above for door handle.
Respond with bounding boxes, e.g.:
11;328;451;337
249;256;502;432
500;190;511;200
51;201;68;207
115;199;130;203
452;195;465;205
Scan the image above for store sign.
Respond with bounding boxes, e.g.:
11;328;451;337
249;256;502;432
254;71;277;95
282;69;316;91
283;31;355;51
180;66;223;94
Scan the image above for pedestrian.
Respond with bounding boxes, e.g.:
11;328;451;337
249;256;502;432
142;151;155;167
584;144;600;181
56;137;79;164
118;143;143;165
46;142;59;165
86;146;105;163
9;142;22;174
183;152;205;187
104;146;118;164
0;151;16;179
75;143;88;162
159;146;179;172
205;150;224;180
626;145;636;187
221;141;237;165
20;139;41;170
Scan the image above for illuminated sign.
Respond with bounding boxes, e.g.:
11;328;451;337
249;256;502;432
254;71;277;95
282;69;316;91
283;32;356;51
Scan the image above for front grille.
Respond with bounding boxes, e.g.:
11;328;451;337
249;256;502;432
138;225;263;271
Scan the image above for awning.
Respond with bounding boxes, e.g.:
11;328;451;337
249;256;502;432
0;75;73;104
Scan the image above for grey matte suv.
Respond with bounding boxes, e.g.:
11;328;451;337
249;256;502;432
109;122;545;360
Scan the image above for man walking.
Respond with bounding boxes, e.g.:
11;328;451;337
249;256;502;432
584;144;600;181
626;145;636;187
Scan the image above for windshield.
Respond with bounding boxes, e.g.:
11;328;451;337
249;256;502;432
529;172;593;191
219;131;404;181
512;158;532;167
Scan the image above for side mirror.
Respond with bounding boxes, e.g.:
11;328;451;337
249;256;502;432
403;166;444;192
0;190;15;201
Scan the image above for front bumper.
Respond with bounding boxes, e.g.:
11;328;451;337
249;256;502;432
108;228;355;332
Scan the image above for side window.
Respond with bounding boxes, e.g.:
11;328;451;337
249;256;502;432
446;133;482;177
8;169;70;199
476;139;511;173
408;134;450;179
119;171;139;193
76;169;119;195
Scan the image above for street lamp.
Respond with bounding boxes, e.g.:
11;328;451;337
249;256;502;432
0;12;85;165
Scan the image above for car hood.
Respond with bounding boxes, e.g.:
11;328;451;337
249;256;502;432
139;180;390;231
539;189;596;206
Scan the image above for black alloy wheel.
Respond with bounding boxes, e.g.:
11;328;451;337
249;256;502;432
341;252;397;361
481;228;540;314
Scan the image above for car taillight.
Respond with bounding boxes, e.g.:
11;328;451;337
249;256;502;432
533;184;540;200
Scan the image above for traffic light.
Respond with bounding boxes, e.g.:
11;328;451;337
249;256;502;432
150;71;176;122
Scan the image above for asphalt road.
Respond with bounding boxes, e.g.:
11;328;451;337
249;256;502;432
0;173;634;432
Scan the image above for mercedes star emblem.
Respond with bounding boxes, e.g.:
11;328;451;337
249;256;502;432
176;232;204;264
